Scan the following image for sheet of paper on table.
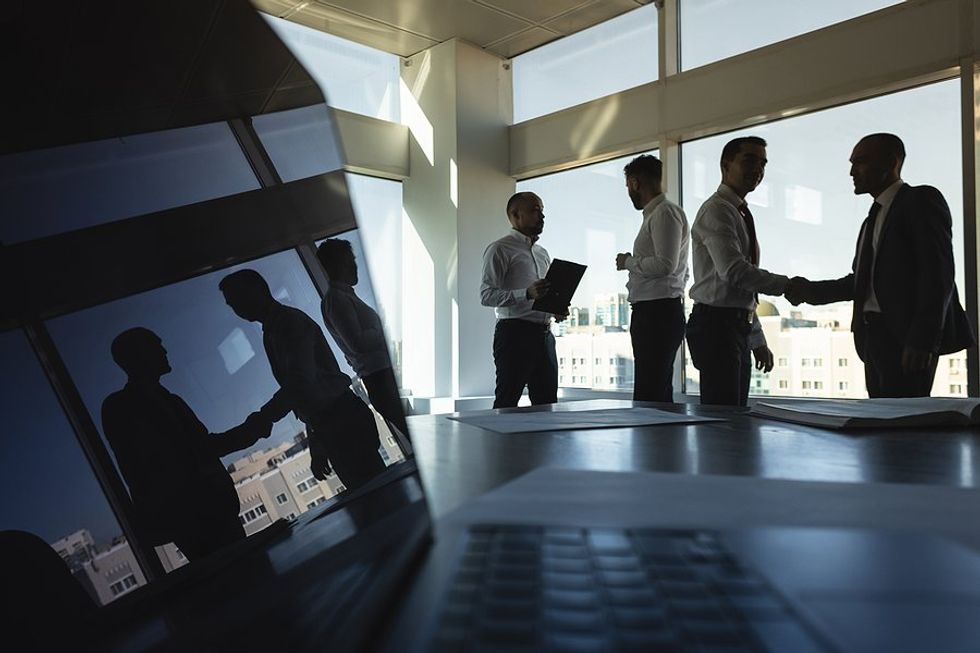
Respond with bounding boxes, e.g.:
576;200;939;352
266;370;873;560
448;406;723;434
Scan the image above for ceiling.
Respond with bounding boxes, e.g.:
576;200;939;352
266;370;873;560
251;0;652;59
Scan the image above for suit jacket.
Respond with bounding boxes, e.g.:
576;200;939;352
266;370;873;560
102;382;246;545
804;184;975;361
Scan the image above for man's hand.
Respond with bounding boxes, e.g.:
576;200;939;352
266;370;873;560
554;307;570;323
616;253;631;271
308;432;333;481
243;412;273;440
526;279;551;300
753;345;774;373
902;345;935;373
784;277;811;306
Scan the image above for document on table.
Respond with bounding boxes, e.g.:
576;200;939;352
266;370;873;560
750;397;980;429
448;406;723;434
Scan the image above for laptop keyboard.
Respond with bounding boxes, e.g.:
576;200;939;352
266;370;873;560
433;526;827;653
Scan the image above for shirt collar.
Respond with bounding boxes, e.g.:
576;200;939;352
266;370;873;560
717;183;745;208
873;178;904;209
642;193;666;217
509;228;538;245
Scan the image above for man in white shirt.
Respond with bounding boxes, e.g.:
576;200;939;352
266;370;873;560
687;136;789;406
615;154;689;403
480;192;567;408
786;133;974;397
317;238;408;438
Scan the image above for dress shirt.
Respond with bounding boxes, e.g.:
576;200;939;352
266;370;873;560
480;229;553;324
861;178;904;313
321;281;390;377
690;184;789;349
625;194;690;303
259;303;352;424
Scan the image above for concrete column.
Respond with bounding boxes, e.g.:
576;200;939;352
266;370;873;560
401;39;514;404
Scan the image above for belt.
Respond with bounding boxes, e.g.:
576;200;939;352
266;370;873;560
692;304;754;324
499;318;551;331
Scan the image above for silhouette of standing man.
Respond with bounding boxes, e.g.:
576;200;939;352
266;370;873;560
316;239;409;439
101;327;269;560
219;269;386;491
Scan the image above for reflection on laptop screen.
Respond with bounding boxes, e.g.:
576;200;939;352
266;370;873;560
0;1;430;650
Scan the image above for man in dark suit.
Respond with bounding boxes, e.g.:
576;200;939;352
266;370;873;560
102;327;271;560
786;133;974;397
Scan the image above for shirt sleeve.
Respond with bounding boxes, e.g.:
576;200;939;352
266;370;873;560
698;203;788;296
625;204;685;278
480;242;533;308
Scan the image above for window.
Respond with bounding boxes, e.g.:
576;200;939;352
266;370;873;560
240;504;268;525
512;4;658;122
680;0;903;71
802;381;812;389
778;380;789;389
778;357;788;366
109;574;139;597
252;105;343;183
262;16;400;122
517;150;657;392
839;382;849;390
682;79;963;398
297;481;309;493
838;358;848;367
0;331;126;606
0;122;259;244
951;384;963;394
814;381;823;390
276;493;288;505
801;359;811;367
814;359;823;367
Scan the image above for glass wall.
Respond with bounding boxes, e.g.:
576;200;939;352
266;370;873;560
252;104;344;182
263;15;400;122
0;330;135;605
680;0;902;71
680;79;964;398
516;150;659;392
0;122;259;244
512;4;658;123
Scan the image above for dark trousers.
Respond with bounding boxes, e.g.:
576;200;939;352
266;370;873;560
493;319;558;408
630;297;685;403
686;304;752;407
362;367;409;438
172;511;245;561
863;315;938;398
310;391;386;491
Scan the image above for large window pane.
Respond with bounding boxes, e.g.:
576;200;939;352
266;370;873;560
0;330;137;606
517;150;658;392
680;80;963;399
46;249;406;568
512;4;658;123
680;0;902;71
0;122;259;244
263;15;400;122
253;104;344;183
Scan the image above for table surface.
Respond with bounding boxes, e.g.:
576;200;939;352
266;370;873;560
406;399;980;519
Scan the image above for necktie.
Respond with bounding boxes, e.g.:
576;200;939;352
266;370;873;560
854;201;882;303
738;203;760;266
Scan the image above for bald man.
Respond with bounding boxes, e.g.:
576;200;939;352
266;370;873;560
480;192;567;408
786;133;975;397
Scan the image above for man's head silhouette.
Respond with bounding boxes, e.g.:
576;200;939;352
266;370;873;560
111;327;171;380
219;269;274;322
316;239;358;285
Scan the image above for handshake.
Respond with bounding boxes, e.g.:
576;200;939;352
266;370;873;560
784;276;815;306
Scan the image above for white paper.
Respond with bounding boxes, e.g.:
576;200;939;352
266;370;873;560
448;406;723;434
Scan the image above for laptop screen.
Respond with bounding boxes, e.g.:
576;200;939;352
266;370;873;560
0;1;431;649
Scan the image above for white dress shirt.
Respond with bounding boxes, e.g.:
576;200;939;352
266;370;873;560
480;229;553;324
690;184;789;348
625;193;690;303
861;178;904;313
321;281;390;377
